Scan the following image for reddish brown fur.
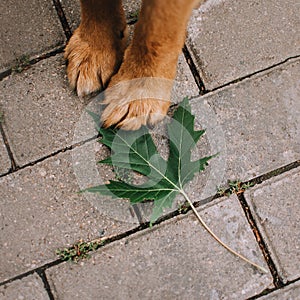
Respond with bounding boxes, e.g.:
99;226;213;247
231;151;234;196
65;0;203;130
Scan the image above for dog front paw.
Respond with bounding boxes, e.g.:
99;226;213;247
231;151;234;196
65;27;127;97
101;77;173;130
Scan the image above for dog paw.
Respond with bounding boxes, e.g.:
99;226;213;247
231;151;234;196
101;76;173;130
102;98;171;131
64;28;127;97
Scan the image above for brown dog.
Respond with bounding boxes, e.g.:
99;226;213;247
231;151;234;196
65;0;202;130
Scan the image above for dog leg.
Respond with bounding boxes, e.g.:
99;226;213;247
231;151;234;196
65;0;127;97
102;0;204;130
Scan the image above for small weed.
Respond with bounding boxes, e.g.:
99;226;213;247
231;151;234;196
178;202;190;214
12;55;31;73
217;180;254;197
56;240;103;262
229;180;254;194
0;111;3;123
217;186;229;197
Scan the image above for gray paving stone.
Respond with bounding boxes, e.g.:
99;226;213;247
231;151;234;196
0;54;84;166
0;0;65;72
46;195;273;299
190;59;300;196
187;0;300;89
0;148;135;282
245;167;300;283
0;274;49;300
260;281;300;300
0;133;11;175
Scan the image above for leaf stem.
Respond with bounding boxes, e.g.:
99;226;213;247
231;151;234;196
180;190;268;274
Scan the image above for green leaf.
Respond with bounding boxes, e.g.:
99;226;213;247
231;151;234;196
84;98;214;224
166;97;206;186
99;126;167;178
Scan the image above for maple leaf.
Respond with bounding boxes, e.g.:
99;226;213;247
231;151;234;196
85;98;213;223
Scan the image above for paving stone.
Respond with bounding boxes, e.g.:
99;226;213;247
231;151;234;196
0;133;11;175
0;274;49;300
187;0;300;89
0;54;85;166
260;281;300;300
245;167;300;283
190;59;300;196
0;0;65;72
46;195;272;299
0;148;136;282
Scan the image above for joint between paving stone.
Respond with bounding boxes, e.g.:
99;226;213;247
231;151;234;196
209;55;300;94
53;202;202;266
244;160;300;188
0;220;157;287
36;270;55;300
0;258;62;288
210;160;300;203
0;46;65;82
237;193;284;288
248;277;300;300
52;0;72;40
0;123;17;171
0;69;12;81
247;286;278;300
0;131;98;178
183;44;207;94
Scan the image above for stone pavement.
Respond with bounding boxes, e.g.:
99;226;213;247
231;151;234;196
0;0;299;299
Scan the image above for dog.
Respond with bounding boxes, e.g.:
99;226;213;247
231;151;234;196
65;0;202;130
